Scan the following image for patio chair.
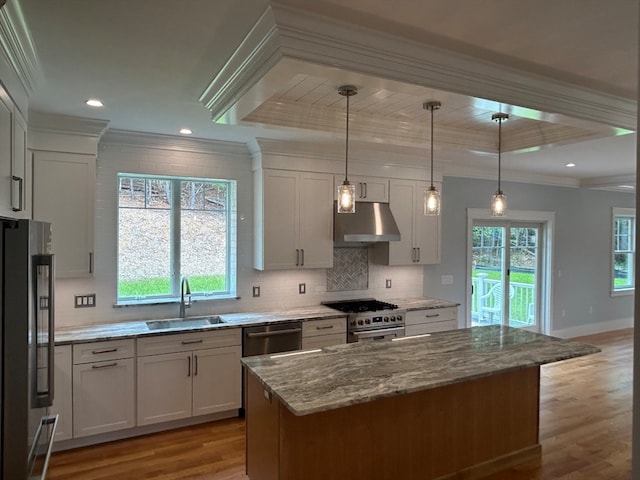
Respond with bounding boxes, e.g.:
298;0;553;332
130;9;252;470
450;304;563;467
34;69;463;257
478;283;514;325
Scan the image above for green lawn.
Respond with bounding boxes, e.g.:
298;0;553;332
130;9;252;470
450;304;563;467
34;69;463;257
119;275;226;297
472;269;534;284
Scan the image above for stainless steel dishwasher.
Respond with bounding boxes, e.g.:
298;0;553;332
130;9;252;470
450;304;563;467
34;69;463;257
243;321;302;357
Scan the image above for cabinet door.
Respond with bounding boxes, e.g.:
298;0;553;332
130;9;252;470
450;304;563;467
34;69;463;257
0;87;13;218
72;358;135;438
387;179;417;265
137;352;192;426
259;169;299;270
11;109;29;218
33;151;95;277
414;181;440;264
334;175;389;203
50;345;73;442
301;333;346;349
192;346;242;416
298;172;333;268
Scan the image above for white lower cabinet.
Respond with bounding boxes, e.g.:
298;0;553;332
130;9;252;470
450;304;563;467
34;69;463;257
72;339;136;438
136;329;242;427
51;345;73;442
301;317;346;349
404;307;458;336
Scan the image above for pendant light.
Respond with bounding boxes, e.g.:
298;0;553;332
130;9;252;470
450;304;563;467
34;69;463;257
491;112;509;216
423;101;441;215
337;85;357;214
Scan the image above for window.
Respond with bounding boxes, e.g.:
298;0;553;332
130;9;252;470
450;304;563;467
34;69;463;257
117;174;236;304
612;207;635;294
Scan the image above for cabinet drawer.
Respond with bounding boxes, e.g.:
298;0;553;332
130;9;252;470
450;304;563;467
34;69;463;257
137;328;241;356
301;333;346;350
405;307;457;326
73;339;135;364
405;320;456;337
302;317;346;337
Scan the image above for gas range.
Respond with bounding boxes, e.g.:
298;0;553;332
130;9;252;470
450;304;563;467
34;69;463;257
322;298;406;342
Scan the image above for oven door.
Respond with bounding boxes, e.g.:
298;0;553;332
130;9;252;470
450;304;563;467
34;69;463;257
348;326;405;343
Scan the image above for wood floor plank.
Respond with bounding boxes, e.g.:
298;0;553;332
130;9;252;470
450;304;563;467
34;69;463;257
47;329;632;480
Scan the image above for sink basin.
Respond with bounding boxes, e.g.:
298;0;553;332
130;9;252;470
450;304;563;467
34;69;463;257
146;316;225;331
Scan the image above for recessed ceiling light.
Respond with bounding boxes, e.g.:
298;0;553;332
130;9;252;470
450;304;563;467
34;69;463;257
85;99;103;107
565;162;576;168
179;128;193;135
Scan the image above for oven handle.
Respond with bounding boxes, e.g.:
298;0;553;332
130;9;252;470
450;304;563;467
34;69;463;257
351;326;405;338
246;328;302;338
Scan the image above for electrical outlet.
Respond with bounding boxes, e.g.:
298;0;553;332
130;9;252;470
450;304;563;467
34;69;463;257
385;279;392;288
74;294;96;308
299;283;306;294
252;286;260;298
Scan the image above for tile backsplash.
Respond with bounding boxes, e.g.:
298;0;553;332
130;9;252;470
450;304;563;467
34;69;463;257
327;247;369;291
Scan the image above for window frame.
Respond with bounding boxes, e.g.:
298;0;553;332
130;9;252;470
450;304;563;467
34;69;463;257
116;173;237;305
611;207;635;296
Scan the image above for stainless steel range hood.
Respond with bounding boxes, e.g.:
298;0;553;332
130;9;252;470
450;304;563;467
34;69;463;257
334;202;401;243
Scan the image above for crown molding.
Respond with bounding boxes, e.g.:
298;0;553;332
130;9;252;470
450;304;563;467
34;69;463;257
443;163;581;189
201;2;636;132
29;111;109;137
0;0;41;94
101;129;251;158
580;174;636;191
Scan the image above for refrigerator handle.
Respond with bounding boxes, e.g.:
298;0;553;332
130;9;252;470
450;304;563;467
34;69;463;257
34;253;56;407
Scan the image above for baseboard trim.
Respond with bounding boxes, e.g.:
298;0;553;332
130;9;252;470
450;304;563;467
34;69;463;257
552;317;633;339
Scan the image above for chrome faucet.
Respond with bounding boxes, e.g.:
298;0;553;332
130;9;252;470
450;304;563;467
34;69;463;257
179;276;191;318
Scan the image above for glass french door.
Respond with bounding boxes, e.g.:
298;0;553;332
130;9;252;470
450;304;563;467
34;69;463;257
471;222;542;332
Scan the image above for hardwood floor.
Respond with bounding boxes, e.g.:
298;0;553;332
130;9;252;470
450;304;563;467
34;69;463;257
47;329;632;480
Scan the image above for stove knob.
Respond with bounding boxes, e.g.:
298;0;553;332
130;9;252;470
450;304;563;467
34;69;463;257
358;320;364;325
350;320;356;327
396;315;403;321
384;317;389;322
365;319;371;324
390;316;396;322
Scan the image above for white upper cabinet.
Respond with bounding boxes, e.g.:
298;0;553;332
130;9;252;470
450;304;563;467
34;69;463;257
333;175;388;203
32;151;95;277
255;169;333;270
0;84;30;219
374;179;441;265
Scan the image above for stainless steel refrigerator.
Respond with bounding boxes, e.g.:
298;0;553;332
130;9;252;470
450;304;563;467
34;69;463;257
1;218;58;480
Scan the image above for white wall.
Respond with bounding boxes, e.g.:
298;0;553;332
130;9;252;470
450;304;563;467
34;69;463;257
424;176;635;338
55;133;424;327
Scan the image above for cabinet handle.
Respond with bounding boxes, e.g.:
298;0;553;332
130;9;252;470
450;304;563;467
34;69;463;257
194;355;198;376
411;248;416;262
187;356;191;377
92;362;118;369
181;339;203;345
295;248;300;266
417;248;421;263
358;182;363;198
89;252;94;274
425;313;440;318
363;182;367;199
301;249;304;266
92;348;117;354
316;325;334;330
11;175;23;212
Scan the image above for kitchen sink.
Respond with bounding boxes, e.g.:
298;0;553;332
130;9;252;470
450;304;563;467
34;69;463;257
146;316;225;330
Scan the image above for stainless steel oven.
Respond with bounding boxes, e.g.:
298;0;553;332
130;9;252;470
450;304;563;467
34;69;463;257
322;299;405;343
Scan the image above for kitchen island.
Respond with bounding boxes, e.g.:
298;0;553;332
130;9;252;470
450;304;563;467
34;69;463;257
241;325;600;480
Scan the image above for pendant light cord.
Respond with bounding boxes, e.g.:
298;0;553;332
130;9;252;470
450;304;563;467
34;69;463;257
345;92;350;182
497;116;502;192
430;106;434;188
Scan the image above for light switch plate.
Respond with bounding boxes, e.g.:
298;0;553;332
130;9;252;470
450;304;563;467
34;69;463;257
74;293;96;308
385;279;392;288
298;283;306;294
252;286;260;297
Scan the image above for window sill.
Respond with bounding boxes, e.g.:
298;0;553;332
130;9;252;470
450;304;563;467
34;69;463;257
611;289;634;297
114;294;240;308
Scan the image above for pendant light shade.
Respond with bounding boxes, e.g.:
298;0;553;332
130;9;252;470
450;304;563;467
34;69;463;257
337;85;357;214
491;112;509;217
423;101;441;215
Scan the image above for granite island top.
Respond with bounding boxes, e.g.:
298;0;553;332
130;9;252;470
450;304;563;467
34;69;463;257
241;325;600;416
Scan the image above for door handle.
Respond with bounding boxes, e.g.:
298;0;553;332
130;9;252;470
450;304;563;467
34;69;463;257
246;328;302;338
91;348;117;354
296;248;300;266
187;356;191;377
194;355;198;376
417;248;421;262
301;248;304;266
181;339;203;345
363;182;367;199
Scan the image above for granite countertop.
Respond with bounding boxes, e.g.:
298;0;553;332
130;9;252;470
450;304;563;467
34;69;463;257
241;325;600;416
54;297;458;345
54;305;345;344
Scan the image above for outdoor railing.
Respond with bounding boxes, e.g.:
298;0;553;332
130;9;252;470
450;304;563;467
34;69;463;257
472;274;536;327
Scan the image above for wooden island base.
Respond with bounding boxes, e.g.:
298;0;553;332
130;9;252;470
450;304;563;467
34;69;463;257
246;367;541;480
